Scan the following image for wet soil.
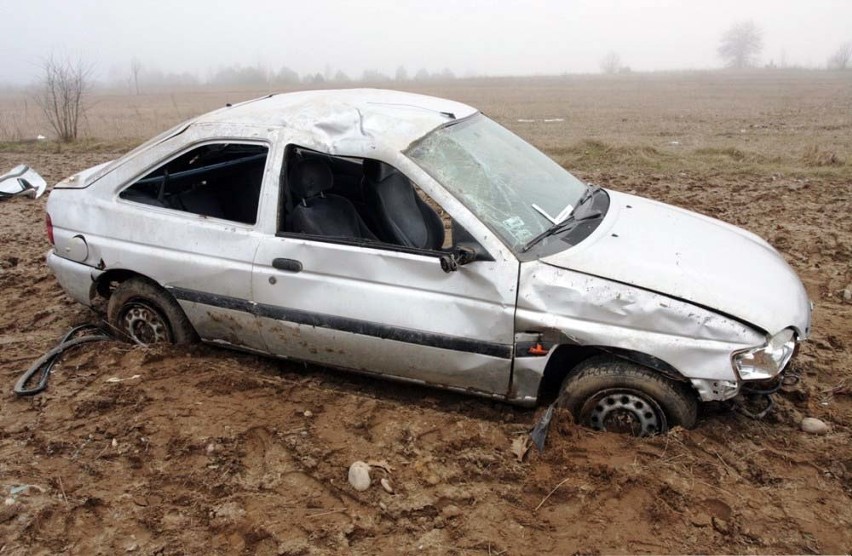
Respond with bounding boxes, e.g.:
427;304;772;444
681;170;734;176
0;149;850;554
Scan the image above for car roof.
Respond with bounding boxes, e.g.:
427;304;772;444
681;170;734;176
194;88;479;154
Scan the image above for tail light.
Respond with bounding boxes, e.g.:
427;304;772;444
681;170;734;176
46;212;55;245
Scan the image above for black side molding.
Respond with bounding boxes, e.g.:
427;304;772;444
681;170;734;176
168;287;513;359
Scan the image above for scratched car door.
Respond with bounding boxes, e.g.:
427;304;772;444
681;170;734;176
251;225;519;398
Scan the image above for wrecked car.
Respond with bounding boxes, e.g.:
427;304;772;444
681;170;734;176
45;89;811;435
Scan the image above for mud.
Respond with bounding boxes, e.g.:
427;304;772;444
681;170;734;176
0;150;850;554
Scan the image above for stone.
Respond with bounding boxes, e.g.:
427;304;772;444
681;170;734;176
801;417;830;434
348;461;372;491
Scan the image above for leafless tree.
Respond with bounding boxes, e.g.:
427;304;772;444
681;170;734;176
718;21;763;69
332;70;351;82
130;57;142;94
599;51;622;74
33;54;92;142
827;41;852;70
395;65;408;81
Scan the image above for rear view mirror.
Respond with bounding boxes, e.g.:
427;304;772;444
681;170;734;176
439;243;483;273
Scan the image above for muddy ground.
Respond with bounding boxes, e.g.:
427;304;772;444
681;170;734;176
1;129;851;553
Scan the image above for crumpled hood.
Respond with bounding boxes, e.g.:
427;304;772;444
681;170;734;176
541;189;812;338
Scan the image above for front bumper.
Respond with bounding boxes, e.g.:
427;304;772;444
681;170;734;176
690;336;803;402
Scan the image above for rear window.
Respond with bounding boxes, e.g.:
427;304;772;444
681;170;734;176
119;143;268;225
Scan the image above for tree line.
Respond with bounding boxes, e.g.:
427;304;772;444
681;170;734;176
601;20;851;74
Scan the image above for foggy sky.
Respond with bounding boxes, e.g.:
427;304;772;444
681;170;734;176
1;0;850;85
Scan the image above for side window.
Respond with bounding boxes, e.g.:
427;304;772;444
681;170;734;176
278;146;453;251
120;143;268;225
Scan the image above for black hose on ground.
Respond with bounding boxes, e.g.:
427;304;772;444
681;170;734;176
13;324;114;396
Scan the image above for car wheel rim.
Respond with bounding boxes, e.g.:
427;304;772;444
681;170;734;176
582;389;667;436
120;302;171;345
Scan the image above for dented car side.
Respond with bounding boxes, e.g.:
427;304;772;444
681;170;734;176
46;89;812;433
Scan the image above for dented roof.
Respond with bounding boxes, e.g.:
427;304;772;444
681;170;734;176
196;89;479;154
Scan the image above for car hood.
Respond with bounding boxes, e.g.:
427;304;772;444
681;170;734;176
540;189;811;338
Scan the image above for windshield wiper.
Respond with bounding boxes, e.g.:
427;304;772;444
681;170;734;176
521;185;602;252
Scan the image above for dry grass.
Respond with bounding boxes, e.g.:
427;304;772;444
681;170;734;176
1;69;850;178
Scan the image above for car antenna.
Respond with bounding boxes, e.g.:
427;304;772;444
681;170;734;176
440;111;456;119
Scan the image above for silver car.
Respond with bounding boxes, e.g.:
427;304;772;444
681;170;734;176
46;89;811;435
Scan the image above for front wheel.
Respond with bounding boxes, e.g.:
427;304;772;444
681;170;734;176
107;277;197;346
558;356;698;436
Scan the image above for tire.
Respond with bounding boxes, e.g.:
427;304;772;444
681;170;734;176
107;277;197;346
557;355;697;436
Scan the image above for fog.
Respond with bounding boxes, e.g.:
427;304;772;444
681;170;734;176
1;0;850;85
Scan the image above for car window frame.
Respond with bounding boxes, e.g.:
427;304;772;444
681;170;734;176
274;145;478;260
115;137;274;230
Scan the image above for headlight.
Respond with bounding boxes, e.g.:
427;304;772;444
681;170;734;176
732;328;797;381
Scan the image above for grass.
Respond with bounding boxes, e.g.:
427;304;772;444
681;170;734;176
2;69;850;180
544;140;851;180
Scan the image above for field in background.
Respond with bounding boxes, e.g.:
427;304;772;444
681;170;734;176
1;71;850;554
2;70;851;179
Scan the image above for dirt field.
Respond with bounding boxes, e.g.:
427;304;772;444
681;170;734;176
1;72;850;554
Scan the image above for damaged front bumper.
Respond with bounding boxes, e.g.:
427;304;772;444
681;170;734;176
692;329;803;403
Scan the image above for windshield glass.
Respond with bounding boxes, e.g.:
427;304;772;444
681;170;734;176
407;114;588;253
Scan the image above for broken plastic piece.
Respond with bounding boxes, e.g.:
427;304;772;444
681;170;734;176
734;394;774;420
0;165;47;200
529;402;556;452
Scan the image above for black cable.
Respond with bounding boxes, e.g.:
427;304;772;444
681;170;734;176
13;324;113;396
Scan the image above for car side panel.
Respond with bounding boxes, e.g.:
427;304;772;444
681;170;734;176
47;125;278;352
252;237;518;396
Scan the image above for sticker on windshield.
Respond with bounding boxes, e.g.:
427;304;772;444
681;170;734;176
502;216;533;243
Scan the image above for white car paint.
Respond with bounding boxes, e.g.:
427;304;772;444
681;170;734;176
45;88;812;408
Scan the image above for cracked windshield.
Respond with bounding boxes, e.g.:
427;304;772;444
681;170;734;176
408;114;588;251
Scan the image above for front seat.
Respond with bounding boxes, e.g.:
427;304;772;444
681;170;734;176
286;158;377;240
362;160;444;250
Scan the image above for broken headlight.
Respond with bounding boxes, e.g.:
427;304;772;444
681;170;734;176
732;328;797;381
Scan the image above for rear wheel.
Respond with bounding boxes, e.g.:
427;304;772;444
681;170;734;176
558;356;697;436
107;277;197;345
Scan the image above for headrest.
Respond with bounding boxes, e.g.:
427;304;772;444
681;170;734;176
363;159;400;183
290;158;333;200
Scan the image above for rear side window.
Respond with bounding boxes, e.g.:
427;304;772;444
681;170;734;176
120;143;268;225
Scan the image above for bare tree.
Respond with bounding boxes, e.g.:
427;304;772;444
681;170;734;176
33;54;92;142
361;69;390;82
395;65;408;81
718;21;763;69
827;41;852;70
599;51;622;74
130;57;142;94
274;65;300;85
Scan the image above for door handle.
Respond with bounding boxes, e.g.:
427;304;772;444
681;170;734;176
272;258;303;272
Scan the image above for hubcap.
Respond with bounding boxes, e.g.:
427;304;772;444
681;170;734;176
583;389;666;436
120;302;170;345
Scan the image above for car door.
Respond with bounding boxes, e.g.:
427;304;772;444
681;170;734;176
103;127;274;353
251;155;519;397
